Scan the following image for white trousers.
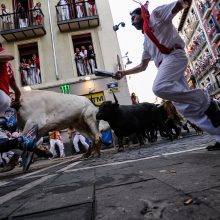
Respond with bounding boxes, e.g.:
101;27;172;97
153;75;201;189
49;139;65;157
72;134;89;153
0;90;11;114
152;49;220;142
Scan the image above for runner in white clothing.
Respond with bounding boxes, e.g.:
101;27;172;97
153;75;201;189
68;126;89;154
114;0;220;151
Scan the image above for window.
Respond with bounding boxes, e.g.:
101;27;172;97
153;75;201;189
72;33;97;77
18;42;42;86
216;44;220;54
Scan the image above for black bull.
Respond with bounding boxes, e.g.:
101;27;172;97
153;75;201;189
96;94;172;150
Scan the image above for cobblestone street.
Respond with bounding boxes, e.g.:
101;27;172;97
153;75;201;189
0;132;220;220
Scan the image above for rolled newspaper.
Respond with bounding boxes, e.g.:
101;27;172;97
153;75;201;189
94;69;116;78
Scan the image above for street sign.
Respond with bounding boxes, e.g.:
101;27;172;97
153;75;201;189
60;84;70;94
85;92;105;105
107;82;119;93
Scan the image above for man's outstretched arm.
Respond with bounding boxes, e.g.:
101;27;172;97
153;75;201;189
114;58;150;80
172;0;192;15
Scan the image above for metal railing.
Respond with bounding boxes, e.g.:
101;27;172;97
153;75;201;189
55;0;97;22
0;8;44;31
207;81;220;95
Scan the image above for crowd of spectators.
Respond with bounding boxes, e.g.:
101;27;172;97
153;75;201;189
19;54;41;86
74;45;96;76
0;2;43;31
57;0;97;21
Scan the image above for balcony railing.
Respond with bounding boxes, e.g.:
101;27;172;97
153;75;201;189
198;1;212;19
0;8;46;42
188;40;206;61
207;81;220;95
184;20;199;45
209;26;220;43
196;62;213;80
56;1;99;32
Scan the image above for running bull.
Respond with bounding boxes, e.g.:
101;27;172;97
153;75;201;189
17;90;103;157
96;93;172;151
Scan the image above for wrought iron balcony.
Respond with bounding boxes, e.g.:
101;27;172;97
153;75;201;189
196;62;213;80
188;40;206;61
56;1;99;32
0;8;46;42
184;20;199;45
207;81;220;95
209;27;220;43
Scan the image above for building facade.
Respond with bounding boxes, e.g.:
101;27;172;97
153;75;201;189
177;0;220;99
0;0;131;105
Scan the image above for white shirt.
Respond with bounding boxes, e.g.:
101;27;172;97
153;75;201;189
142;1;185;67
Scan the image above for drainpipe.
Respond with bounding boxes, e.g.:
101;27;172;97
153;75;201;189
47;0;59;80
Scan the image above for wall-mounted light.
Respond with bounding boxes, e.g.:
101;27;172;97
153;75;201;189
113;22;125;31
126;57;132;65
85;76;91;81
23;86;32;91
122;52;133;67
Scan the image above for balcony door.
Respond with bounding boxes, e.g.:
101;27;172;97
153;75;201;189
12;0;33;11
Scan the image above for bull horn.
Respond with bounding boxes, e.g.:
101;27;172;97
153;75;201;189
112;92;118;104
89;98;101;107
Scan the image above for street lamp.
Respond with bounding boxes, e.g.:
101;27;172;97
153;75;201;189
122;52;133;67
113;22;125;31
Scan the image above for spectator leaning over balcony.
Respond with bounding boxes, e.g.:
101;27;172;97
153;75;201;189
75;47;85;76
20;58;28;86
32;53;41;84
75;0;84;18
1;4;13;30
114;0;220;151
87;0;96;16
80;45;91;74
33;2;42;25
26;59;35;85
57;0;70;21
87;45;96;74
16;2;28;28
0;44;21;114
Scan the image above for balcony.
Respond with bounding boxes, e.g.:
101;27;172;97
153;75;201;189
56;1;99;32
202;6;212;19
196;62;213;80
0;9;46;42
209;27;220;43
188;40;206;61
184;20;199;45
198;1;212;19
207;81;220;95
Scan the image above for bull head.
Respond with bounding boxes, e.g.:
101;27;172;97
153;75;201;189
112;92;118;105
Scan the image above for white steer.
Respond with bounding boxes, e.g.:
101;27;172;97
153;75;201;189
17;90;102;156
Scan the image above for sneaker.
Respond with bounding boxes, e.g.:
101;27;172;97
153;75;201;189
206;142;220;151
204;100;220;128
0;48;14;61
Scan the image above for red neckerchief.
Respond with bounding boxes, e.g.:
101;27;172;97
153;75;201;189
134;1;173;54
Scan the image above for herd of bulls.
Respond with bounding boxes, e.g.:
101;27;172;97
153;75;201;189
96;93;203;152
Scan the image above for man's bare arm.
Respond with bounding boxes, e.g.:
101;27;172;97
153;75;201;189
172;0;192;15
114;58;150;80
